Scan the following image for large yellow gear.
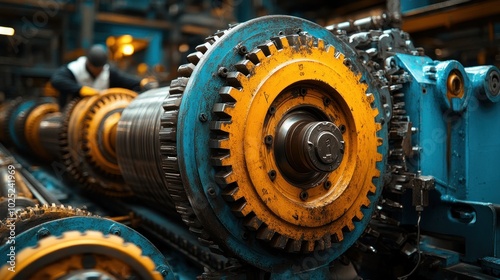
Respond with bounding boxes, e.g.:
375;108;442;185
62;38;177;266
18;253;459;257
64;88;136;196
24;103;60;160
0;230;162;279
211;34;382;252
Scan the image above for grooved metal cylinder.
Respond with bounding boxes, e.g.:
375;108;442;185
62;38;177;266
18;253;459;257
116;87;176;211
38;112;63;158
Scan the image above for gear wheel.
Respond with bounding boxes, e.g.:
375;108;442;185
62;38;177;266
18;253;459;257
81;88;137;176
0;204;92;245
160;15;387;271
0;230;163;280
61;89;136;196
210;34;382;252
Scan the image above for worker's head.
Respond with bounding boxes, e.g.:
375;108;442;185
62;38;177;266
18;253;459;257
86;44;108;77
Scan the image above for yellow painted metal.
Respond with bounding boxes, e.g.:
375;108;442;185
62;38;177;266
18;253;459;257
68;88;136;176
218;36;382;250
24;102;60;160
0;230;162;279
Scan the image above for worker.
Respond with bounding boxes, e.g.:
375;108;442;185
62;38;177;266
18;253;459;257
50;44;155;108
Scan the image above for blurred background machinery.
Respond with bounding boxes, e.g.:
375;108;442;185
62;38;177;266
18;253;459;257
0;0;499;279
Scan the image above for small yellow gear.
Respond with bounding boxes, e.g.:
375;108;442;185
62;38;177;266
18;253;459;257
211;34;383;252
0;230;162;279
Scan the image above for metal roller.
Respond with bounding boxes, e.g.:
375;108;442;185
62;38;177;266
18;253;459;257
38;112;63;158
117;87;176;212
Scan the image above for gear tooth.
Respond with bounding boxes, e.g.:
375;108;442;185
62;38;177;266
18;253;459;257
210;138;230;149
256;225;275;241
178;63;195;77
333;230;344;243
372;108;380;117
244;215;263;231
270;35;289;50
234;60;255;76
375;152;383;162
210;153;231;166
212;102;234;119
215;169;236;186
209;120;231;132
205;34;220;44
361;196;372;208
246;48;266;65
226;71;245;88
375;122;382;132
315;238;325;251
373;168;381;178
231;200;251;217
270;235;288;249
302;240;315;253
377;137;383;146
219;86;239;102
366;93;375;104
222;186;242;201
286;34;300;47
343;220;355;232
187;51;203;65
195;42;211;53
285;239;302;252
353;208;364;221
317;38;325;50
257;41;278;56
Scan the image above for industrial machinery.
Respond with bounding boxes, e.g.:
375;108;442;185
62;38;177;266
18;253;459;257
0;14;499;279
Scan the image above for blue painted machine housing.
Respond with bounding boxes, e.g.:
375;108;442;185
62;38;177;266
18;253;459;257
394;53;500;263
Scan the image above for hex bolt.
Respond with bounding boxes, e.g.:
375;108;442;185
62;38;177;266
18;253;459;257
339;124;346;134
36;228;50;240
489;70;500;96
324;181;332;190
343;58;352;68
264;135;273;146
238;45;248;55
156;265;169;277
268;106;277;115
109;225;121;236
199;113;208;122
268;170;277;181
217;67;228;78
242;231;249;240
207;187;216;197
300;191;309;201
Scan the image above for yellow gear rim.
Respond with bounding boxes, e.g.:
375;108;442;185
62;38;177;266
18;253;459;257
212;35;382;252
65;88;136;196
81;88;137;175
24;103;60;160
0;230;162;279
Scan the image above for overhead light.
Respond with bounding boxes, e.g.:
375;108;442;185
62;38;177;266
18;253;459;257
0;26;15;36
178;43;189;53
121;44;135;56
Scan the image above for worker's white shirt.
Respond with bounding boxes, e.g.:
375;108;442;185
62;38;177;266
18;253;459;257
67;56;110;90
